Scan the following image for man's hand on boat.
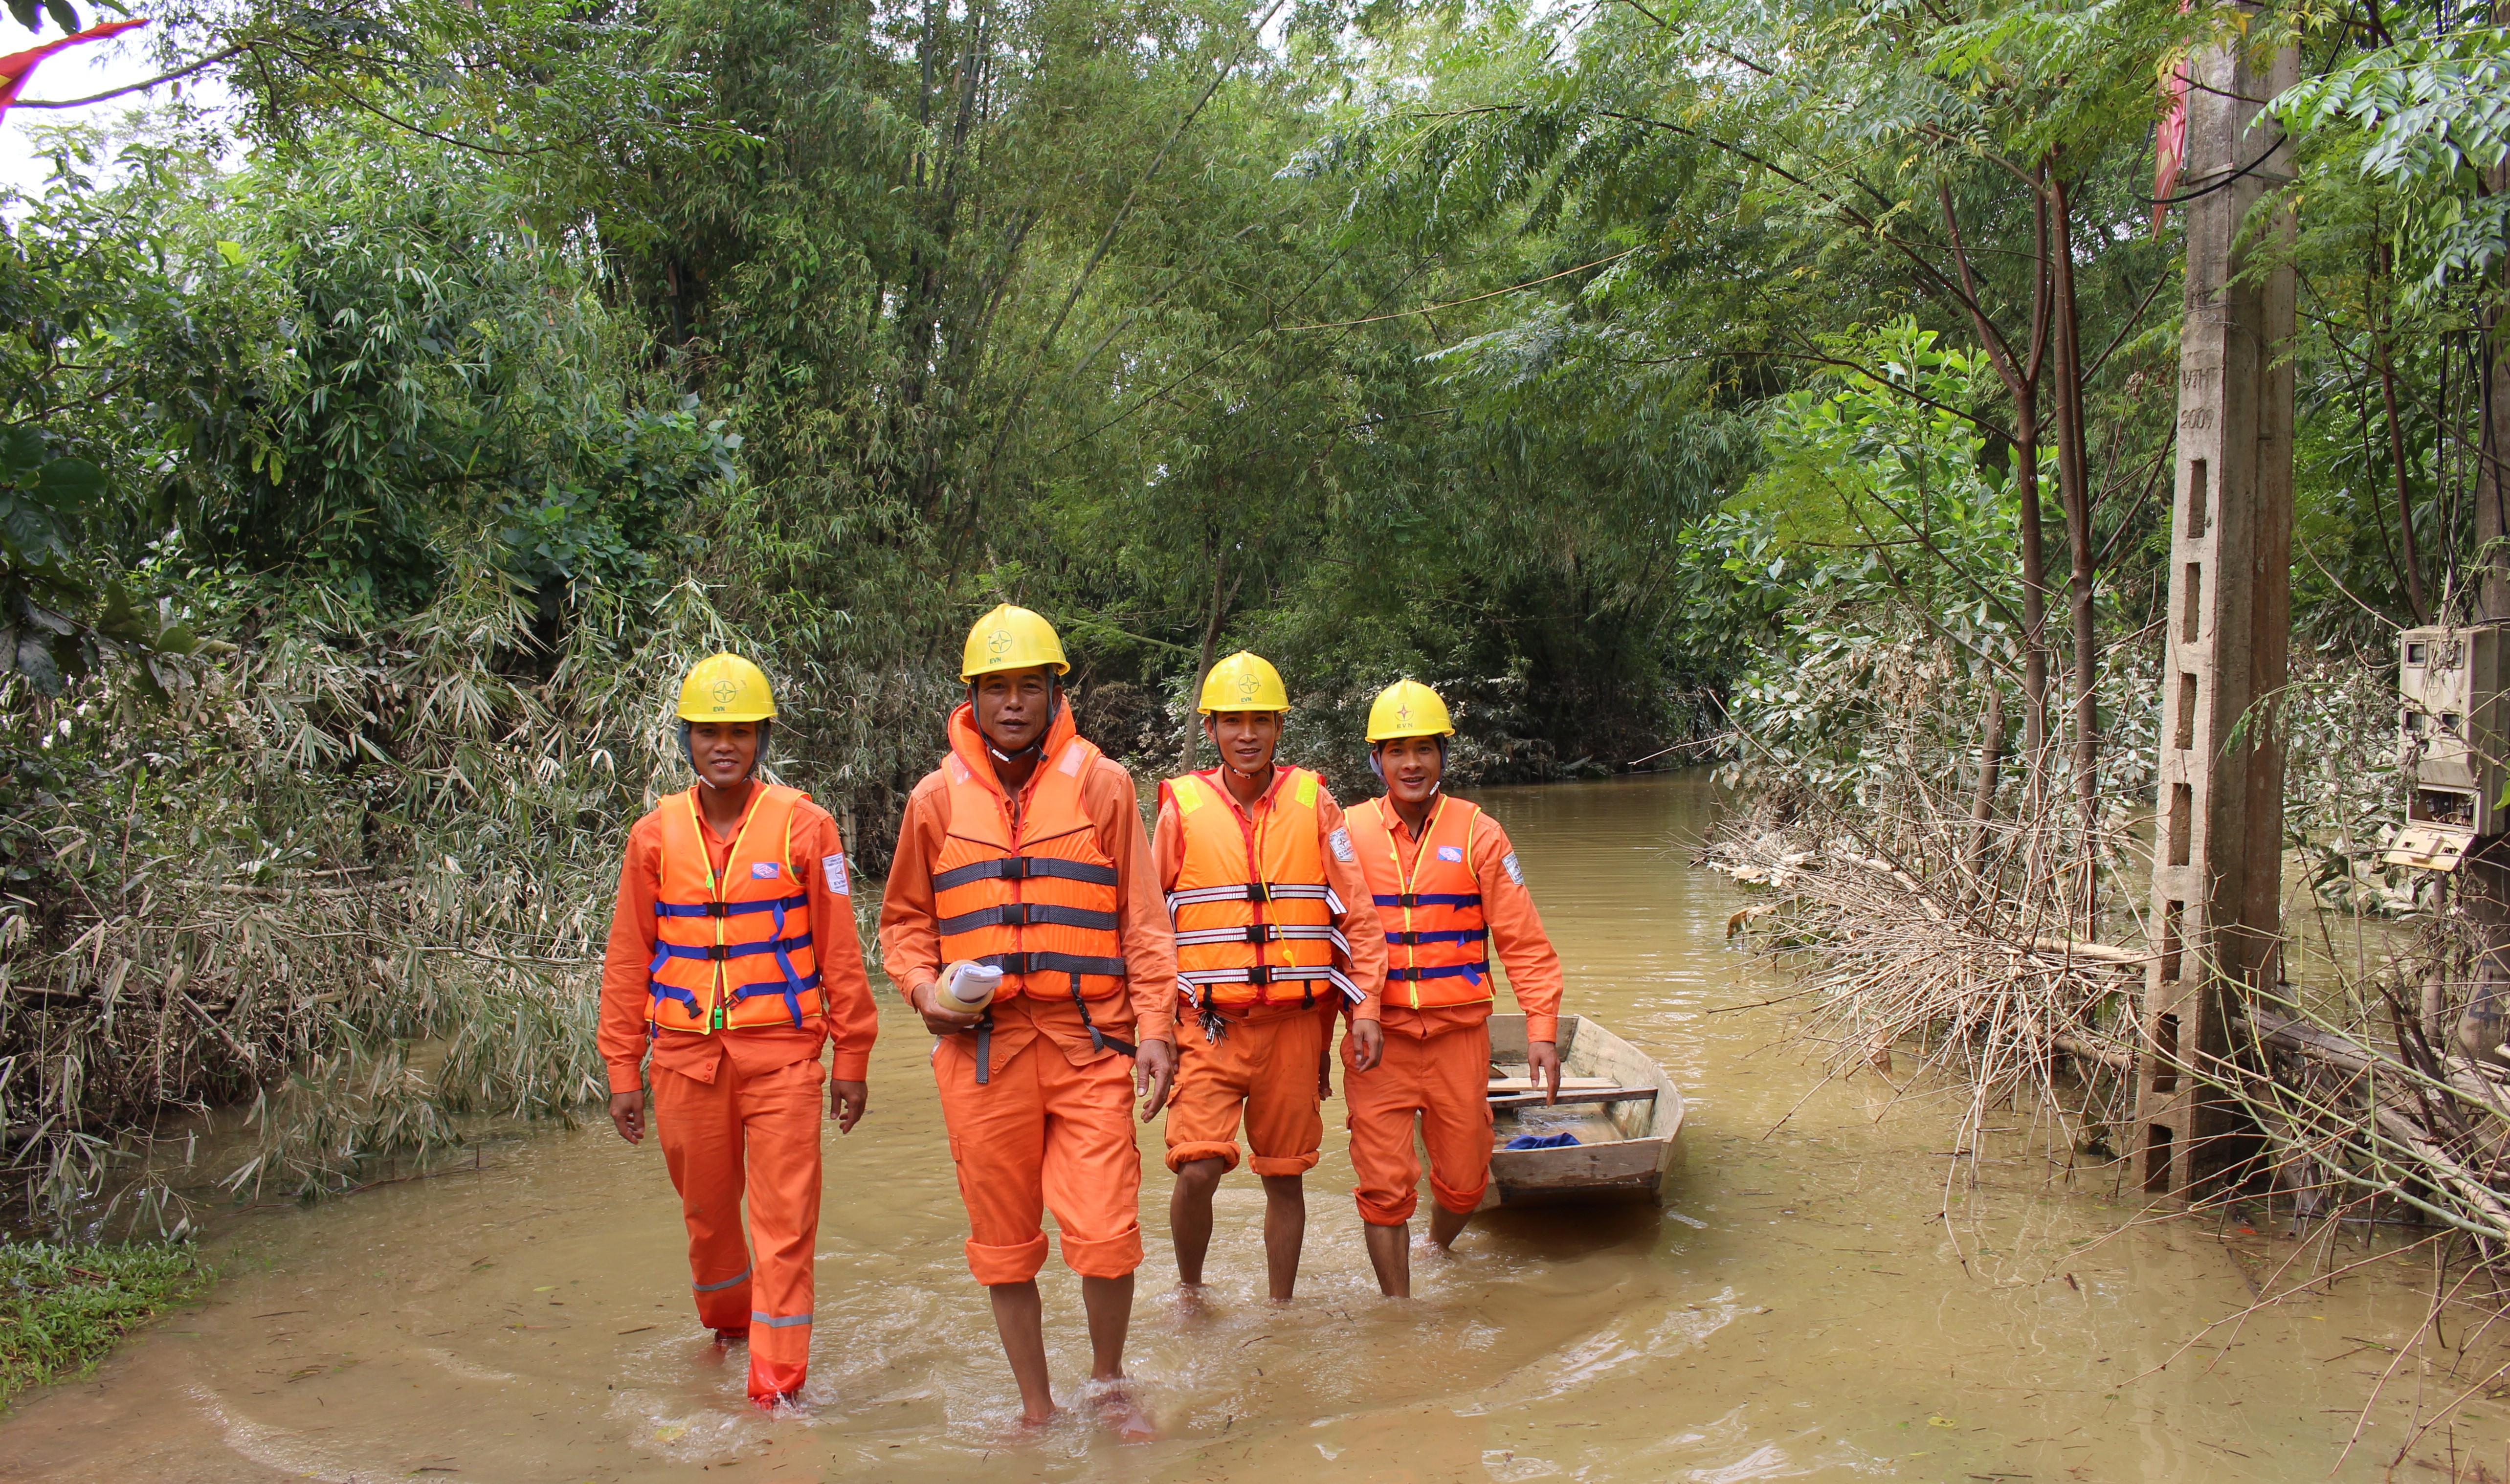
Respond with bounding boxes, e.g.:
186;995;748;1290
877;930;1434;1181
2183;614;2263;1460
1527;1040;1562;1104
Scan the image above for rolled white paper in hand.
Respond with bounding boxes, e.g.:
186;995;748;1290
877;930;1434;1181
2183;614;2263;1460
938;960;1002;1014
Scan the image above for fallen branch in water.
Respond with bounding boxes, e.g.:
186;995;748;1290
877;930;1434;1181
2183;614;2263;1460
1702;806;2142;1161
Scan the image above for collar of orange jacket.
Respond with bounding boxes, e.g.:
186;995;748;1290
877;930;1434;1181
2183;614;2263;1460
1195;760;1293;817
947;696;1080;798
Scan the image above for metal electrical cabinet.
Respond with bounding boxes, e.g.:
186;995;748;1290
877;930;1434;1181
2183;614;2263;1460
2387;625;2506;871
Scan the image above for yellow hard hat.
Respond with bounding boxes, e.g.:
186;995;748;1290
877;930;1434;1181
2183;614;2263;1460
1197;651;1289;714
960;603;1070;681
1365;679;1454;742
677;652;777;722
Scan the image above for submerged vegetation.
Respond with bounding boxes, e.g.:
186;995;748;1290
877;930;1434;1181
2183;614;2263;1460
0;1240;207;1404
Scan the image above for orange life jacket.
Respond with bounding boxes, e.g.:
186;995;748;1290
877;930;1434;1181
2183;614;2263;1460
931;703;1129;1009
1162;766;1357;1010
1347;794;1492;1010
646;784;824;1034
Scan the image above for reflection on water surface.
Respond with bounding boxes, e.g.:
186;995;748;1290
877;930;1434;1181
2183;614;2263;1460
0;773;2495;1482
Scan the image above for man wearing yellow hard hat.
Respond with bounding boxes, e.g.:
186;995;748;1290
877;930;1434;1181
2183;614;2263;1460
1155;652;1386;1303
1343;680;1565;1297
596;653;879;1406
878;604;1179;1437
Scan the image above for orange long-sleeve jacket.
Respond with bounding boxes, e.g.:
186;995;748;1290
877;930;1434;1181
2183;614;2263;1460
879;704;1178;1067
1152;765;1386;1025
1366;801;1565;1044
597;788;879;1094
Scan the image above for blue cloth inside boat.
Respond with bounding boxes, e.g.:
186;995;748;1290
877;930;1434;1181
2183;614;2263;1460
1503;1131;1581;1150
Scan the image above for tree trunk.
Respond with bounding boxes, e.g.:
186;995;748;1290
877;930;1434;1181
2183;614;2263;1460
2375;241;2428;623
1182;552;1230;774
2014;405;2051;816
1964;683;2007;896
1933;178;2051;818
2049;174;2102;935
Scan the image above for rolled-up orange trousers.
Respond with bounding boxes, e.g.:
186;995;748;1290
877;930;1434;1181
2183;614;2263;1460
1342;1023;1494;1225
933;1033;1144;1285
652;1056;822;1403
1165;1006;1328;1175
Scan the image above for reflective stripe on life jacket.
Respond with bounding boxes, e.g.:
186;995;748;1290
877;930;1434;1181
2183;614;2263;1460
647;784;825;1034
1346;795;1493;1010
1161;767;1358;1009
930;707;1128;1006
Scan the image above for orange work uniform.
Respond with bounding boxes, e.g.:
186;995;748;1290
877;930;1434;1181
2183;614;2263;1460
1341;795;1563;1225
1153;766;1384;1176
598;783;878;1403
879;703;1179;1285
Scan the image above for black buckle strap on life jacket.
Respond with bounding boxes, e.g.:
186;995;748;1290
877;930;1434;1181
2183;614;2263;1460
978;950;1130;979
974;1008;994;1085
935;901;1122;936
932;856;1121;892
1068;973;1136;1059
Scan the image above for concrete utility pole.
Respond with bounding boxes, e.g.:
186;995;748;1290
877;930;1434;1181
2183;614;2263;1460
2136;23;2298;1198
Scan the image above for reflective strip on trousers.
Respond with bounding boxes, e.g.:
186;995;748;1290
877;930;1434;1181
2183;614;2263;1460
693;1266;752;1293
751;1311;814;1329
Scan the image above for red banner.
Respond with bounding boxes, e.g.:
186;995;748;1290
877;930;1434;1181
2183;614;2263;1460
0;17;150;122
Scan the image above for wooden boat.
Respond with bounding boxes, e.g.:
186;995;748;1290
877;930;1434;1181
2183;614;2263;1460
1477;1013;1685;1210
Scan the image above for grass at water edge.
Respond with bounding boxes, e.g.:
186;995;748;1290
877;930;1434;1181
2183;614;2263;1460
0;1240;210;1408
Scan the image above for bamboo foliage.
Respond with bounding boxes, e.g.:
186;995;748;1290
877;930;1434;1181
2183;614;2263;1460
0;563;761;1230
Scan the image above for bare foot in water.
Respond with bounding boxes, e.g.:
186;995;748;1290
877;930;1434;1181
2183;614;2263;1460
1174;1283;1213;1320
1083;1379;1156;1441
1014;1405;1063;1433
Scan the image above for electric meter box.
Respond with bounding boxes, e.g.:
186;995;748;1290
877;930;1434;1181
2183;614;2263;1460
2388;625;2505;870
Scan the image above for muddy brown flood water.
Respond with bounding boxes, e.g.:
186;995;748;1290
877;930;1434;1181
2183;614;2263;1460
4;772;2504;1482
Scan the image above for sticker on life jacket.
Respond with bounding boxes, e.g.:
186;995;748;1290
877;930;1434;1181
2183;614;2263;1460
822;852;850;896
1437;845;1465;863
1328;826;1355;863
1503;850;1524;885
752;861;782;879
